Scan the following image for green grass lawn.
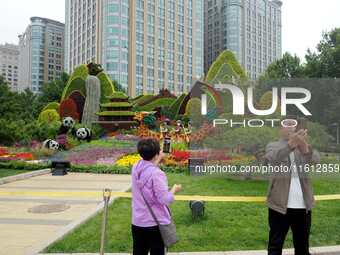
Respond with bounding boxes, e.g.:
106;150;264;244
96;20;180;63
45;173;340;253
0;168;29;178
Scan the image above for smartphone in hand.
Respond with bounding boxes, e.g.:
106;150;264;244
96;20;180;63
163;137;171;153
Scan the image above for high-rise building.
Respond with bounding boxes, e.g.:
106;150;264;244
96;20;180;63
0;44;20;91
18;17;65;92
65;0;204;97
204;0;282;80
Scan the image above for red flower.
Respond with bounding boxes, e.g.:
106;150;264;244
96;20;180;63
14;153;34;160
171;150;190;161
0;147;8;156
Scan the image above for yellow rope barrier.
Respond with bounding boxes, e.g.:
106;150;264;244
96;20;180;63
1;190;340;202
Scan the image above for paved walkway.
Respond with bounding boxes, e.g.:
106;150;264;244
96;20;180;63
38;245;340;255
0;172;131;255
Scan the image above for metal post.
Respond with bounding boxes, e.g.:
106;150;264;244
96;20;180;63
336;124;339;145
100;188;112;255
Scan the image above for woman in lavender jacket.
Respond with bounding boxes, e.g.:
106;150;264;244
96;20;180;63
131;138;182;255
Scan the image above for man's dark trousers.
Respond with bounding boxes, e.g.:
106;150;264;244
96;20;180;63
268;208;311;255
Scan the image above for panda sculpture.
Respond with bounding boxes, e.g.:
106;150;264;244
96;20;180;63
72;127;92;142
42;139;60;150
58;117;75;135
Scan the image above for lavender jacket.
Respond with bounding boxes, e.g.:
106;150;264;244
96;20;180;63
131;159;174;227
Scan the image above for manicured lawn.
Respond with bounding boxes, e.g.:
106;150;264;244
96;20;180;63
0;168;29;178
45;173;340;253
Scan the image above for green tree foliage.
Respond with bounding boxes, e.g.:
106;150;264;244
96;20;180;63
305;28;340;78
261;28;340;80
0;74;71;145
34;72;69;115
260;53;305;81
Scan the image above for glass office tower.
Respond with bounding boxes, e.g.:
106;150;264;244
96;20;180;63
204;0;282;80
65;0;204;97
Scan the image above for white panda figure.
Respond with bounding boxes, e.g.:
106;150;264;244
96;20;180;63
42;139;60;150
58;117;75;135
62;117;75;128
75;128;92;142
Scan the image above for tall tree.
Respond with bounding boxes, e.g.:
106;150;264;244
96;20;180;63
34;72;69;115
260;52;305;81
305;28;340;78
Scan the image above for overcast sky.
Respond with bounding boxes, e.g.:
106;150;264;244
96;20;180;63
1;0;340;62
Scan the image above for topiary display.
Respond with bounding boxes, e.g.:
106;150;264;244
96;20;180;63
168;94;187;118
143;114;157;129
97;72;116;103
42;102;60;112
38;109;60;124
61;65;88;100
69;91;86;121
205;50;247;84
87;63;104;76
82;75;101;126
59;98;80;121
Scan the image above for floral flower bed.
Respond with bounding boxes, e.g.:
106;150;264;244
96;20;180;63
0;147;35;161
63;147;134;165
115;153;141;167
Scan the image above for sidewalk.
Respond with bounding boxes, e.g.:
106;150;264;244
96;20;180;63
38;245;340;255
0;172;131;255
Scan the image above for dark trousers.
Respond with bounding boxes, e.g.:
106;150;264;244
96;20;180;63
132;224;165;255
268;208;311;255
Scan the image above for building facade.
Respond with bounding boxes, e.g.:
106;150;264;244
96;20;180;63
18;17;65;92
65;0;204;97
0;44;20;91
204;0;282;80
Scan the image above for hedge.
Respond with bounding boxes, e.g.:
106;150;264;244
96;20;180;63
0;161;49;170
69;164;187;174
0;161;187;174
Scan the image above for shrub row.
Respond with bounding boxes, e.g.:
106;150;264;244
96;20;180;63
0;160;188;174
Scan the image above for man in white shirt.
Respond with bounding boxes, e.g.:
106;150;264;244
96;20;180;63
265;119;320;255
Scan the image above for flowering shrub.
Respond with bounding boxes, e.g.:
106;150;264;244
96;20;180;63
115;153;141;167
0;147;8;156
0;151;35;161
171;150;190;161
163;156;188;167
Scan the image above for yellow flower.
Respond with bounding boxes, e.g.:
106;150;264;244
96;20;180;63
116;154;141;167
